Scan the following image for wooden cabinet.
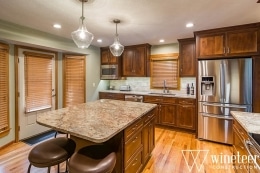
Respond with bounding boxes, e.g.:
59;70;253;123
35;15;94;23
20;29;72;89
122;44;151;77
144;95;196;132
233;119;250;173
177;98;195;130
100;47;119;65
124;108;156;173
143;95;161;124
160;104;177;126
178;38;196;77
195;23;260;59
142;110;155;164
99;92;125;100
253;56;260;113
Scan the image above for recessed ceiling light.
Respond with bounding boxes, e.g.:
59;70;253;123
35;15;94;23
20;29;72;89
97;39;102;43
186;23;194;28
159;39;165;43
53;24;61;29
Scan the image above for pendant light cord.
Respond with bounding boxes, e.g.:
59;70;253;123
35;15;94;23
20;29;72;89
81;0;85;24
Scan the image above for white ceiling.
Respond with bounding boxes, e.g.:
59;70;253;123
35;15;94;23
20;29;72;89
0;0;259;47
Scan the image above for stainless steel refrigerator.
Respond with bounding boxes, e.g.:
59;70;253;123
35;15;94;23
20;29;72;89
198;58;252;144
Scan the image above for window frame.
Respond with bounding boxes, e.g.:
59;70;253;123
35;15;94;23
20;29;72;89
63;54;86;107
150;53;180;89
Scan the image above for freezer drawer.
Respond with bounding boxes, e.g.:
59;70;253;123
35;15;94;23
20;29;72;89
198;113;233;144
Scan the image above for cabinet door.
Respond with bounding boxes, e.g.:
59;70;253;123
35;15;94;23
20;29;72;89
227;28;259;56
101;49;110;64
122;45;149;77
253;57;260;113
177;105;195;130
101;49;118;64
148;119;155;153
233;126;249;173
179;39;196;76
142;122;150;163
122;48;135;76
197;33;225;58
133;46;146;76
160;104;177;126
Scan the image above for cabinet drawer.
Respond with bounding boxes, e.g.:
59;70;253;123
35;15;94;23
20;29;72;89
143;95;162;103
99;92;125;100
143;109;156;125
178;98;195;105
162;97;178;104
125;148;143;173
124;131;142;166
233;119;249;140
124;118;143;141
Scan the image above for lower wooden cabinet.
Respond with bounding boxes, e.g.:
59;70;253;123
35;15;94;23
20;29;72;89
124;109;156;173
143;111;155;164
233;119;250;173
177;98;196;130
143;95;196;132
99;92;125;100
160;103;177;126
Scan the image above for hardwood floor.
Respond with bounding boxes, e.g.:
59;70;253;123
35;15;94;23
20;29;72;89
0;127;234;173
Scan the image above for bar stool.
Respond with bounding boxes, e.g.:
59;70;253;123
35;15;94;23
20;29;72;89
27;137;76;173
68;145;116;173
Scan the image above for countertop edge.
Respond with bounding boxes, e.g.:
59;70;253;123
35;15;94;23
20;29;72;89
231;111;260;134
100;90;196;99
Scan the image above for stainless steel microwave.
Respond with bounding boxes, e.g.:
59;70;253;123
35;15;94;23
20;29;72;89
100;65;119;80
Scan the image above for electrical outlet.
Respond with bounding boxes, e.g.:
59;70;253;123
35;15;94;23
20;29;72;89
93;83;95;87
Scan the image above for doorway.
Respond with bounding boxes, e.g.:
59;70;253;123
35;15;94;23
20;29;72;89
17;47;57;140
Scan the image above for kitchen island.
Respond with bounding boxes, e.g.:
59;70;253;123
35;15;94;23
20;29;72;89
37;99;157;173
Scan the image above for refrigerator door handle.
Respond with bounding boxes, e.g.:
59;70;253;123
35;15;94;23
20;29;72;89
202;113;233;120
202;103;248;109
220;62;225;103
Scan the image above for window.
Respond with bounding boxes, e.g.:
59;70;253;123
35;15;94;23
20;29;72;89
24;52;53;113
63;55;86;107
150;53;179;89
0;43;9;134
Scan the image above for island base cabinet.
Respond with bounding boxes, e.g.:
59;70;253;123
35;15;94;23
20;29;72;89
125;148;143;173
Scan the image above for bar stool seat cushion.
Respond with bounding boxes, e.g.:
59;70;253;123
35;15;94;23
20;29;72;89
69;145;116;173
28;137;76;168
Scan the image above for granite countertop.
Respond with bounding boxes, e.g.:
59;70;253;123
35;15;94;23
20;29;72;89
37;99;157;143
100;90;196;99
231;111;260;134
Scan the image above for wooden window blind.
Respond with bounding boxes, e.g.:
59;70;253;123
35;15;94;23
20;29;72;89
0;43;9;133
24;52;53;113
63;55;86;107
150;53;179;89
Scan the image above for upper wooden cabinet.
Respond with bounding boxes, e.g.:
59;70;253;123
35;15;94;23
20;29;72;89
178;38;196;77
195;23;260;59
100;48;119;65
122;44;151;77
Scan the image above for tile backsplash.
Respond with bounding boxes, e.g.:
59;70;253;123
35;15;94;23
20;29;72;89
109;77;196;94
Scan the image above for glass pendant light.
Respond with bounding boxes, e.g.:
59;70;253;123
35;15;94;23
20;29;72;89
110;19;124;56
71;0;94;49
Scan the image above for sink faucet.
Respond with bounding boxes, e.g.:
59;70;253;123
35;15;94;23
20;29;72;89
163;80;168;93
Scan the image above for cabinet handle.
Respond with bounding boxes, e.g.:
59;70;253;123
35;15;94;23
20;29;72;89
223;47;226;54
132;158;138;166
132;136;138;143
227;47;230;54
